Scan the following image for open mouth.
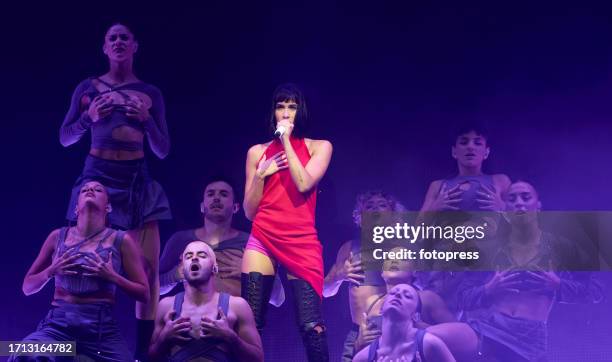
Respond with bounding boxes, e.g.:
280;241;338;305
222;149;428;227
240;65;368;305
190;264;200;272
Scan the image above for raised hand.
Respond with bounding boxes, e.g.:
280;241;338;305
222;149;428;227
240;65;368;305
124;95;150;122
476;184;504;211
161;310;191;342
47;250;80;277
201;307;237;343
87;94;113;122
256;151;288;179
484;268;522;295
339;252;365;286
82;251;117;281
431;184;462;211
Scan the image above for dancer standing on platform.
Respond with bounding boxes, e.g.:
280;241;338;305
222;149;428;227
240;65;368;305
11;181;148;361
59;23;171;360
416;124;511;316
241;84;333;361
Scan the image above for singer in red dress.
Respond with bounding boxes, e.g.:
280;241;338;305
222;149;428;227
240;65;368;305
242;84;333;361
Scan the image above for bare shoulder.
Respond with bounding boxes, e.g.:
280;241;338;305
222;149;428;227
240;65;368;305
43;228;62;248
352;345;369;362
47;228;62;240
156;295;175;323
119;231;139;252
305;138;333;152
423;332;453;359
247;143;268;156
158;295;175;312
423;331;444;347
228;295;251;313
492;174;511;190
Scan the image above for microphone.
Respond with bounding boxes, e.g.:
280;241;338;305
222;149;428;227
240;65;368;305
274;125;287;138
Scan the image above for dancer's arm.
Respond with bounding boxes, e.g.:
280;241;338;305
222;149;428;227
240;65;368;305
423;333;456;362
59;80;97;146
243;144;267;220
227;297;264;362
419;290;456;327
244;143;290;220
141;86;170;158
159;232;184;295
281;132;332;193
416;180;455;225
22;229;78;295
324;241;364;297
81;233;150;302
149;297;191;361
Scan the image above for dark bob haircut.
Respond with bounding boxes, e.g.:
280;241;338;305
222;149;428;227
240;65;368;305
268;83;309;138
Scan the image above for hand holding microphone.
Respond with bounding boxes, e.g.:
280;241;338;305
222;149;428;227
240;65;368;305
274;120;294;139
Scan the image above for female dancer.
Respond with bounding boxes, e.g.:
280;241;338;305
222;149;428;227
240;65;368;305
59;23;170;359
11;181;148;361
241;84;333;361
426;181;603;361
416;124;511;315
352;284;456;362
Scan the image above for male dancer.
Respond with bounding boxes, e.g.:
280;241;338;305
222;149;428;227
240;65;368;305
160;177;248;296
149;241;263;361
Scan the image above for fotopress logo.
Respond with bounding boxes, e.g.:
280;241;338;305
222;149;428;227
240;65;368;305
371;222;488;244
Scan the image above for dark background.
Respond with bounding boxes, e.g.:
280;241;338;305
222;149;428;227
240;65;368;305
1;2;611;361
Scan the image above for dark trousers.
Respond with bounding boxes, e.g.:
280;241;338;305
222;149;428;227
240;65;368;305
9;301;131;362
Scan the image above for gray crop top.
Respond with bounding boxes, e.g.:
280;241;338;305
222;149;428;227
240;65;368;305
54;227;124;295
59;77;170;158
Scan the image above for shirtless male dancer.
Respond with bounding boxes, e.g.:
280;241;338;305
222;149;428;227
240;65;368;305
150;241;262;362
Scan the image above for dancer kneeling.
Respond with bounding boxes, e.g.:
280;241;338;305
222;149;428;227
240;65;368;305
149;241;263;362
352;284;456;362
11;180;149;361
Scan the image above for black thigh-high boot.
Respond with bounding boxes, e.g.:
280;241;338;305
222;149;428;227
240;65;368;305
290;279;329;362
241;272;275;334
